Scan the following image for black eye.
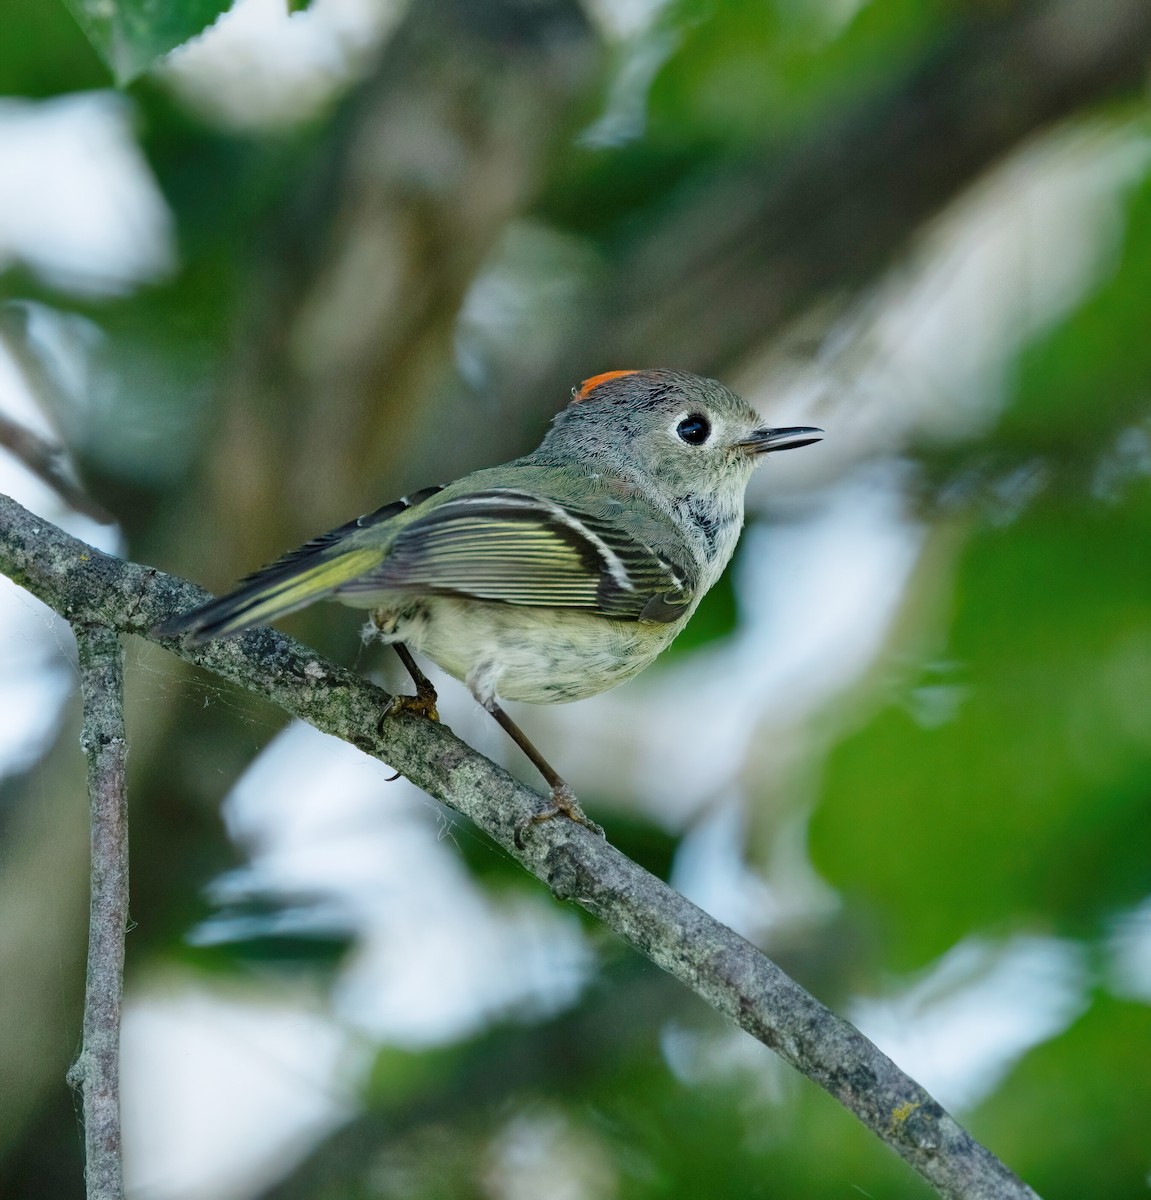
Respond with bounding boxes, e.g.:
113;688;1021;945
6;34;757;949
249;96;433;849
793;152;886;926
676;414;711;445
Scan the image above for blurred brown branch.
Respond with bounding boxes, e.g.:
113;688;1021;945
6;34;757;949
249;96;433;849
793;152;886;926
191;0;601;584
0;309;113;524
0;492;1040;1200
0;414;113;523
66;625;128;1200
529;0;1151;388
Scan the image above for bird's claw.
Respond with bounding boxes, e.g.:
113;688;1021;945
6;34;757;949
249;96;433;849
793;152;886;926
514;784;604;849
378;687;440;733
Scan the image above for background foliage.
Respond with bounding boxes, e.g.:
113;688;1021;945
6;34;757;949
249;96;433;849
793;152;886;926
2;0;1150;1197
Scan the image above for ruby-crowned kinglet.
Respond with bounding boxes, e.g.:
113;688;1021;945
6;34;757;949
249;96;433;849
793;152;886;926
160;369;822;828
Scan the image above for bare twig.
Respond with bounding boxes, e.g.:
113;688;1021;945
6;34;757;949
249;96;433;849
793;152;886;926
66;625;128;1200
0;493;1039;1200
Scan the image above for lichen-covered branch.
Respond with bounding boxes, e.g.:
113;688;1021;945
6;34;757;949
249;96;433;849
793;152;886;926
66;625;128;1200
0;492;1040;1200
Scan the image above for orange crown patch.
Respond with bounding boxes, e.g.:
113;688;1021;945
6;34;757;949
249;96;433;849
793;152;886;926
572;369;642;402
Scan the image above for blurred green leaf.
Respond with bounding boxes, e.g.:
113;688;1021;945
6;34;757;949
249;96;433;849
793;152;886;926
973;995;1151;1198
62;0;233;85
811;478;1151;969
345;975;940;1200
2;0;106;94
1001;162;1151;459
187;930;353;972
542;0;950;239
810;168;1151;970
648;0;948;148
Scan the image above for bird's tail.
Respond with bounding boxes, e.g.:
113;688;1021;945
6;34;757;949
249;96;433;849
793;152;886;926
156;541;385;645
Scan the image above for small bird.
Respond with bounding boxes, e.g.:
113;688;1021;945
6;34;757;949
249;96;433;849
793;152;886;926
160;369;821;830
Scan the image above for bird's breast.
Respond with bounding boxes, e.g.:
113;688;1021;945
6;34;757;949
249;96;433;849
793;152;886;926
386;596;681;705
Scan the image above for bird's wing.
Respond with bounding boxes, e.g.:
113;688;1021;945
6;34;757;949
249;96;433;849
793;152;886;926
338;488;696;623
156;486;444;642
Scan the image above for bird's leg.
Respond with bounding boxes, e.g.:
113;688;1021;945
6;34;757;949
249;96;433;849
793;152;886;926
482;699;604;845
375;640;439;781
385;642;440;722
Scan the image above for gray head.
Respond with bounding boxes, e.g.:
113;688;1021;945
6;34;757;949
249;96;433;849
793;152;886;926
535;369;822;496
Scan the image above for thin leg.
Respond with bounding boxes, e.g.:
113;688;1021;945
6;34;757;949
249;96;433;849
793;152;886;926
483;699;603;845
394;644;438;713
379;642;440;725
378;643;440;780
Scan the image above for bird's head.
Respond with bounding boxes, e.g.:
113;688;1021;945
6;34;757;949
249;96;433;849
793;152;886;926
538;369;822;496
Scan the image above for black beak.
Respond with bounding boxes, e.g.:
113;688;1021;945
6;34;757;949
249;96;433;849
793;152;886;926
740;426;824;454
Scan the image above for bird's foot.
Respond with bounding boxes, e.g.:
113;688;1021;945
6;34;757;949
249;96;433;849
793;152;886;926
382;642;440;724
514;783;604;849
378;684;440;732
377;683;440;780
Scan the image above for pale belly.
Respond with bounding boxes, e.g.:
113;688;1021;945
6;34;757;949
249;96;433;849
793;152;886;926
373;595;682;705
